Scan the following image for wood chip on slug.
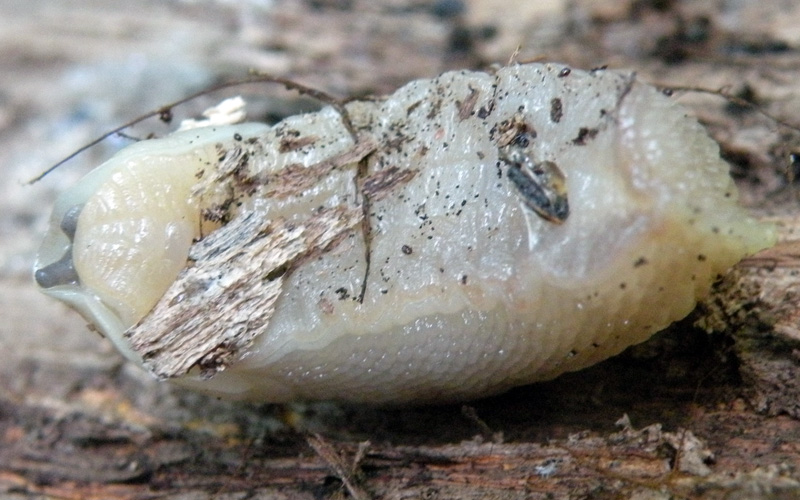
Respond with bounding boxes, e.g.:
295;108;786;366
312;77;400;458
34;63;776;404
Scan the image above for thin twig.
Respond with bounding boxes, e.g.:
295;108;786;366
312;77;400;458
660;84;800;133
306;433;371;500
28;73;353;184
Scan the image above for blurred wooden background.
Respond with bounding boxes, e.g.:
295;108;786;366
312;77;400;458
2;1;800;498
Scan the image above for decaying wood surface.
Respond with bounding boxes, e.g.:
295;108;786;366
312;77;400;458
3;0;800;498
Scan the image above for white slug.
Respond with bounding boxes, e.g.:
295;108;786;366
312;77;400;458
35;63;775;404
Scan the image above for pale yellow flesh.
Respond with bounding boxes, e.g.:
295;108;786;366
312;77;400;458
73;156;202;326
35;64;775;403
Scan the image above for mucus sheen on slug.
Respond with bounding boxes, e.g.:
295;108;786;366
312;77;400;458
35;63;776;404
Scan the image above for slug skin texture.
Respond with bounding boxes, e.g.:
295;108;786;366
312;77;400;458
35;64;775;404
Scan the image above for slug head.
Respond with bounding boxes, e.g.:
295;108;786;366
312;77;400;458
33;127;263;357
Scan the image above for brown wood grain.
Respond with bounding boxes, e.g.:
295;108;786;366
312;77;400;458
3;1;800;498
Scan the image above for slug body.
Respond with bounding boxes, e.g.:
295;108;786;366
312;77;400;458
35;64;774;404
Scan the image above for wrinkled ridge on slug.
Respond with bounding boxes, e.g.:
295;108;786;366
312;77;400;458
35;63;775;404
